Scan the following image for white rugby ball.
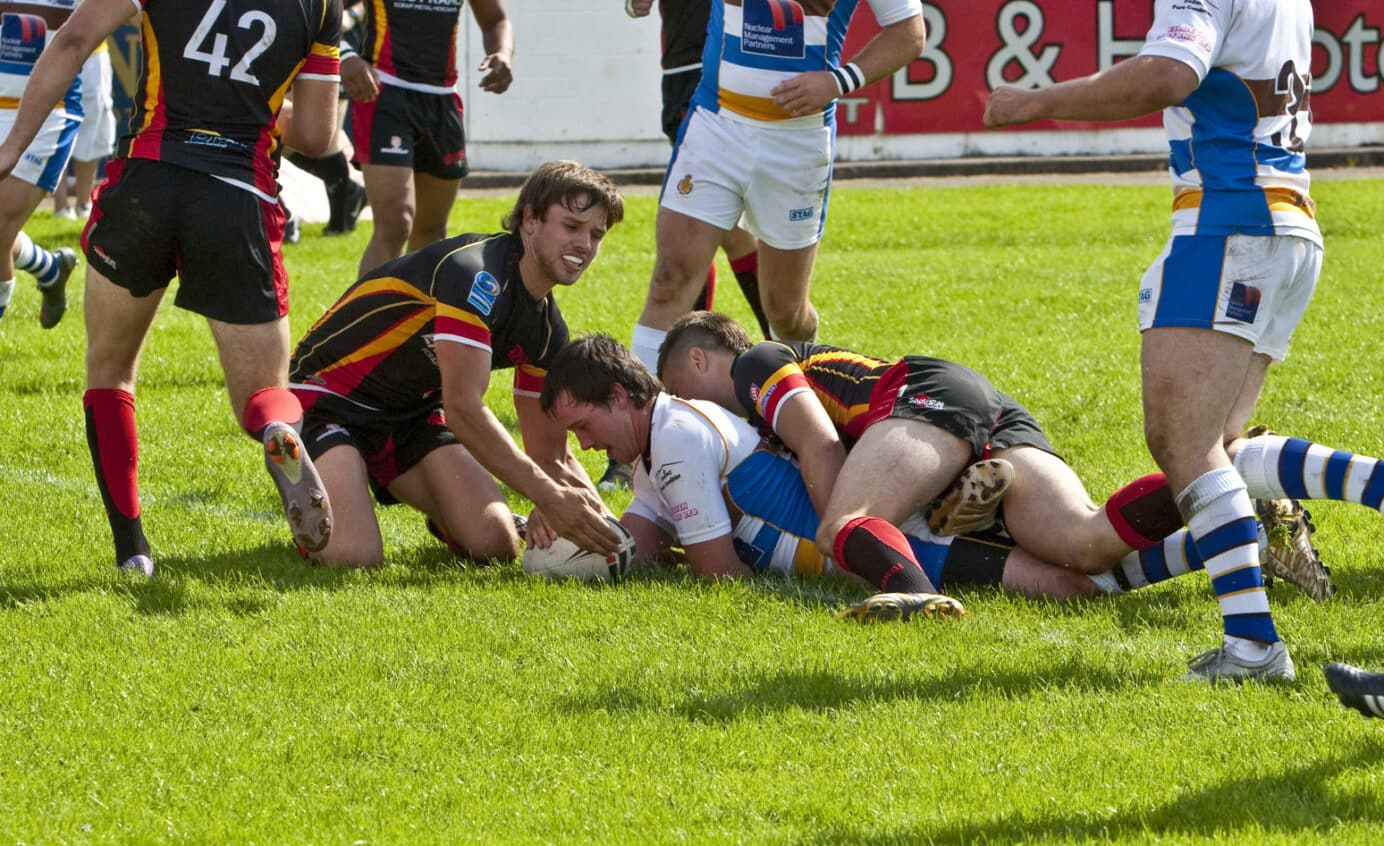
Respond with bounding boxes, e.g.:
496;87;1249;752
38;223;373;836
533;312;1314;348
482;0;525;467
522;517;636;583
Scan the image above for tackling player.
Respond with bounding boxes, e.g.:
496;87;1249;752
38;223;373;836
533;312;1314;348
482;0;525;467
985;0;1384;681
656;312;1331;621
0;0;345;576
538;334;1314;617
288;161;625;568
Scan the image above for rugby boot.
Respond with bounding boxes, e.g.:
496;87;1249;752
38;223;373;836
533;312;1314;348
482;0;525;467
597;458;633;491
325;179;367;235
1255;497;1333;601
1180;641;1296;684
116;553;155;578
1324;663;1384;719
925;458;1014;536
836;591;966;623
263;422;332;552
38;247;77;329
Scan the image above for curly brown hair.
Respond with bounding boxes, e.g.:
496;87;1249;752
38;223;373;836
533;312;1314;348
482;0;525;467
502;161;625;233
539;334;663;413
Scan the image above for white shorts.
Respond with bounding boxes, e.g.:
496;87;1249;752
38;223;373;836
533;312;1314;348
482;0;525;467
1137;233;1322;363
659;105;832;250
0;107;81;194
72;50;115;162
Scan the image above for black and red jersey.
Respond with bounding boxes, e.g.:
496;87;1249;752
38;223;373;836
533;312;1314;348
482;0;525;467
732;341;899;445
290;232;569;421
356;0;461;89
659;0;709;71
120;0;341;197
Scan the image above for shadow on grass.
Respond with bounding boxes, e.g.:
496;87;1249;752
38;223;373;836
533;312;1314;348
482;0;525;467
561;660;1165;724
806;737;1384;844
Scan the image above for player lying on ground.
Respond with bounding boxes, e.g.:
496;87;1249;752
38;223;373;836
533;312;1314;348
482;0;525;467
537;334;1322;620
287;161;625;567
656;313;1332;630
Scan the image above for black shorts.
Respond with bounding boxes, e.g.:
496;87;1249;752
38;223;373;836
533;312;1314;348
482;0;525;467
349;84;469;180
661;69;699;144
297;394;457;506
82;158;289;324
870;356;1058;459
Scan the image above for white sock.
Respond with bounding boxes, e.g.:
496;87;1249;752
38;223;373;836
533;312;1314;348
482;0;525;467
630;323;667;374
0;278;13;318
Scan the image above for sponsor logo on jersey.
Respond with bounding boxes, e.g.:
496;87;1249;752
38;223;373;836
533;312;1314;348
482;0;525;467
676;173;694;195
1139;288;1153;304
788;206;814;221
0;14;47;65
467;270;501;315
1225;282;1262;323
421;334;438;366
655;461;683;492
908;393;944;410
741;0;806;60
186;131;244;151
749;383;761;402
671;501;700;521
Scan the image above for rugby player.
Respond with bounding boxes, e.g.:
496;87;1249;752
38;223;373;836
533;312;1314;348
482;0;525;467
288;161;625;568
0;0;82;327
985;0;1384;682
540;334;1315;619
656;312;1330;621
0;0;345;576
341;0;512;276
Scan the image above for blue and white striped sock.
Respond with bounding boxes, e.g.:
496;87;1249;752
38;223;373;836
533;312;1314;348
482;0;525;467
1180;467;1278;644
13;231;60;286
1236;434;1384;513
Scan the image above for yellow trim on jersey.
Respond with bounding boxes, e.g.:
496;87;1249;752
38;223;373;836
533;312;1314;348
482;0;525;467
137;16;159;136
719;89;793;122
369;0;388;64
309;41;339;60
1173;187;1316;219
317;307;435;377
299;275;429;338
435;301;487;331
667;396;733;477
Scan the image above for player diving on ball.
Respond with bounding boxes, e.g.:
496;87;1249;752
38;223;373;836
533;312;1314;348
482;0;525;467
538;332;1325;618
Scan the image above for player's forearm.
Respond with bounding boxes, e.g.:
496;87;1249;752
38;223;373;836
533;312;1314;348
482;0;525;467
446;399;563;507
1002;56;1197;125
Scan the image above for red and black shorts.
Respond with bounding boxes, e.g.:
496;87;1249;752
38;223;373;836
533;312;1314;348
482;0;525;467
297;394;458;505
349;84;468;180
82;158;289;324
661;68;700;145
868;356;1057;460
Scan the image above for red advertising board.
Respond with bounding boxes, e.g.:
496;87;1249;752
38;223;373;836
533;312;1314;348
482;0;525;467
837;1;1383;135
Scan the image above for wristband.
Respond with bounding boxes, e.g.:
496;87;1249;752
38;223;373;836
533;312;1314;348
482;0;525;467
829;62;865;96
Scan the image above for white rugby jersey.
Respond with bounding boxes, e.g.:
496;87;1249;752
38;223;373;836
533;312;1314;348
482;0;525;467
1139;0;1319;244
624;393;953;578
690;0;921;125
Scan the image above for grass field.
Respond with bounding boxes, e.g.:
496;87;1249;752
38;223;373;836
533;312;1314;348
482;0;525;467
3;176;1384;844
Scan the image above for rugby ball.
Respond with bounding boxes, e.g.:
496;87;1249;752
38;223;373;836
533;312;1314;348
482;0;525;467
522;517;636;583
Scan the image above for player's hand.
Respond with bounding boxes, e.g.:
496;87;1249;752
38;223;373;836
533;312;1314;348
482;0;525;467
771;70;843;115
341;54;380;102
625;0;654;17
983;86;1037;128
539;485;620;555
478;53;513;94
524;508;559;550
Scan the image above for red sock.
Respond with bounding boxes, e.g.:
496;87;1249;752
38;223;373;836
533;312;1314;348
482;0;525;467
240;386;303;440
694;264;717;311
1104;472;1181;550
84;388;150;564
833;515;935;593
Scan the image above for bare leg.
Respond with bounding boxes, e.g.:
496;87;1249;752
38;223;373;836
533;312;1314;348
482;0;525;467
359;163;416;276
408;172;461;253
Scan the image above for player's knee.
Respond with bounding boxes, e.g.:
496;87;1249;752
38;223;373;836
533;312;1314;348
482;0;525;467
462;520;521;562
646;260;701;308
372;204;416;245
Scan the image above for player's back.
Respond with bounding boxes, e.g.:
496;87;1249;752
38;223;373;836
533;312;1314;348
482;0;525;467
122;0;341;194
732;340;895;443
1144;0;1318;241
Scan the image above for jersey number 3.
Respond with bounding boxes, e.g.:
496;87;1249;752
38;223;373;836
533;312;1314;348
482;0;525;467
183;0;277;85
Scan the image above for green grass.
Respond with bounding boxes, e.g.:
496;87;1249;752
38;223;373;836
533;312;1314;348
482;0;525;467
3;178;1384;843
